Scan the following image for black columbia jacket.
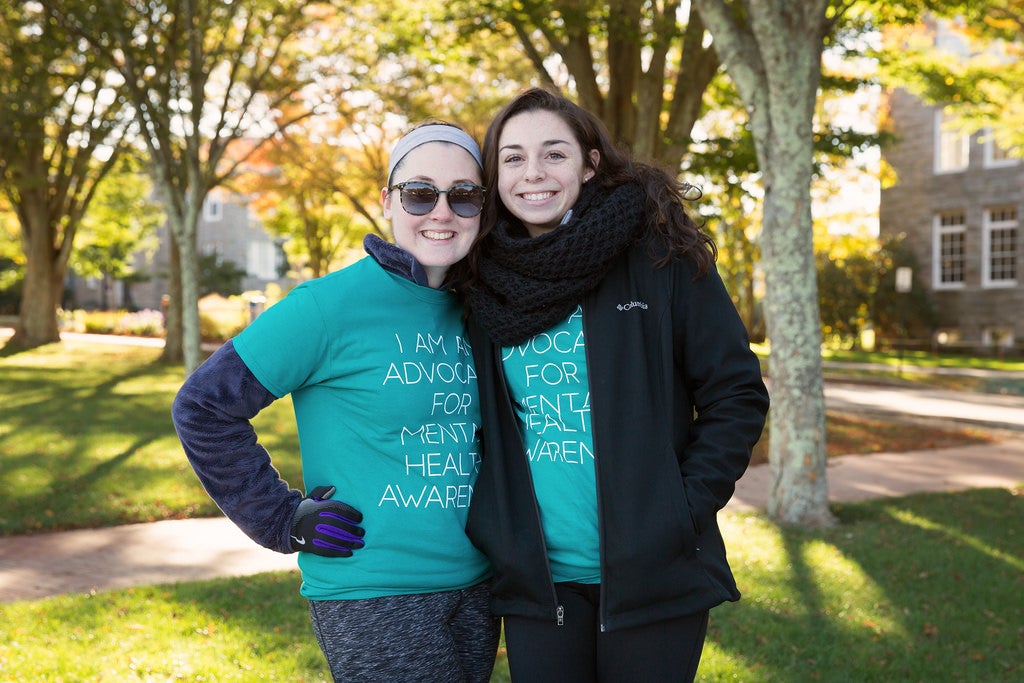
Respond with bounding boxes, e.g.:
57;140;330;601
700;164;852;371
466;241;770;632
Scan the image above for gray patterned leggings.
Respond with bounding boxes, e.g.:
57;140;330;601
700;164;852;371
308;581;499;682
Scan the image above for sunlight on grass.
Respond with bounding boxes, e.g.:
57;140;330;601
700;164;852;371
753;341;1024;395
884;507;1024;570
721;514;792;574
801;538;907;641
707;493;1023;680
1;574;331;682
1;491;1020;681
0;340;305;534
112;363;187;397
821;347;1024;372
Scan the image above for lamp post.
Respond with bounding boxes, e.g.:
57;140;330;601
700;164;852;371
895;267;912;376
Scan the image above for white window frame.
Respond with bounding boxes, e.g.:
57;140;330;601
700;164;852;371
982;207;1018;288
932;211;967;290
933;109;969;174
982;129;1018;168
203;195;224;222
982;327;1015;349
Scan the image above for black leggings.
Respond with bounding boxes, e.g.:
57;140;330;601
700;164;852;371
503;582;709;683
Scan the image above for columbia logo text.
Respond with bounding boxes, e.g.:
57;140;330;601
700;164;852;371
616;301;648;311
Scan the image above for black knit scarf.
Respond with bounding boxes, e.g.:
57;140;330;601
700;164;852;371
468;181;645;346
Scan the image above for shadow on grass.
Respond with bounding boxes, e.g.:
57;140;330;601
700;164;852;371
0;340;52;359
1;342;303;535
1;570;331;681
0;348;189;534
5;490;1016;681
710;488;1023;680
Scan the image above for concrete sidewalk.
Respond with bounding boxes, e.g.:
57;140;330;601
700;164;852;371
729;436;1024;511
1;438;1022;604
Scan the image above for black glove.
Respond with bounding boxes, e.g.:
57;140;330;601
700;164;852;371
289;485;365;557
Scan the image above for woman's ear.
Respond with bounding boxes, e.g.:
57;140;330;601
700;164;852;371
381;186;393;219
585;149;601;181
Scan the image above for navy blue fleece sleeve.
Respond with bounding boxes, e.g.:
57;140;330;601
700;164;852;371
171;340;302;553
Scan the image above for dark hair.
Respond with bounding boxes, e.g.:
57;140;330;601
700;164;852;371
477;87;716;274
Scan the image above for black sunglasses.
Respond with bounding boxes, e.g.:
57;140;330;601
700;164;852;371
389;181;486;218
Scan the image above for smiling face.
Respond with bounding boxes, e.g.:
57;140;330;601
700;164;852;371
495;110;600;237
382;141;482;288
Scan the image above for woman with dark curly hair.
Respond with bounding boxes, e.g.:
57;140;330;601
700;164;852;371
464;88;769;682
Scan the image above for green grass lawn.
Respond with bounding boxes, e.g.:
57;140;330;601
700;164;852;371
0;339;303;535
820;347;1024;372
744;343;1024;396
1;489;1020;681
2;336;1022;680
820;347;1024;396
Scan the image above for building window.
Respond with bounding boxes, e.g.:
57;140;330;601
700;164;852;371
983;207;1018;287
203;195;224;222
247;241;279;281
933;211;966;288
982;327;1015;350
934;109;969;173
983;130;1017;168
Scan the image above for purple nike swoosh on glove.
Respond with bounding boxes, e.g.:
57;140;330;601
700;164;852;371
315;512;365;546
290;486;366;557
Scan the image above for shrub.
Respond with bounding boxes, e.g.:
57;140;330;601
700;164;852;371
199;310;246;342
60;309;165;337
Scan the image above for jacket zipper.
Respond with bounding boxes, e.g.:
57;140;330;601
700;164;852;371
494;341;564;627
581;300;608;632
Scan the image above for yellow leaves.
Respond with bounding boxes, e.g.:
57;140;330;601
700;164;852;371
982;15;1021;35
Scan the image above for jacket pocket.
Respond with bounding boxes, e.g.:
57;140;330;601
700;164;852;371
661;444;700;560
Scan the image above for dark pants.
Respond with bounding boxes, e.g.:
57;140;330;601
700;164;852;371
503;582;709;683
308;582;499;682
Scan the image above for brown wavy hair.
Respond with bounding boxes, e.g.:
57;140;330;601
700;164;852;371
470;87;716;279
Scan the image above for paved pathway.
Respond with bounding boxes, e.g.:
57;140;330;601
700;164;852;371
729;437;1024;511
2;436;1022;603
0;518;296;603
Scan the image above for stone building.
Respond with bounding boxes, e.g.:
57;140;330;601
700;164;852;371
69;189;290;312
879;87;1022;353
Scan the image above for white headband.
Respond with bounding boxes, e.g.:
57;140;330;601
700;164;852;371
387;124;483;185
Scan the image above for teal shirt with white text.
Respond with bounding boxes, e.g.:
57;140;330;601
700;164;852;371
234;257;489;600
502;305;600;583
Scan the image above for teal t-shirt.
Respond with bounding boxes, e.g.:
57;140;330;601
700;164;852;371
501;305;600;583
233;257;489;600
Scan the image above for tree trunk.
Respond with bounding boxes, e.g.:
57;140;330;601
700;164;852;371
761;146;833;528
158;209;202;373
743;257;757;338
161;232;184;364
693;0;837;527
178;208;203;375
755;4;835;529
606;0;641;147
12;204;63;347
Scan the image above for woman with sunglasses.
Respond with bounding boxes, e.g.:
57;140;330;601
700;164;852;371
463;88;770;681
172;122;498;682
